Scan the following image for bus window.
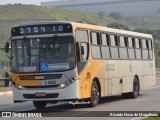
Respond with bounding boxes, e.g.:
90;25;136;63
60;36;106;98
110;34;119;59
119;36;128;58
101;33;110;59
148;40;153;59
119;36;128;59
142;39;149;60
91;32;101;45
128;37;135;59
135;38;142;59
76;30;88;42
119;36;125;47
101;34;109;46
76;30;89;73
135;38;140;48
142;39;147;49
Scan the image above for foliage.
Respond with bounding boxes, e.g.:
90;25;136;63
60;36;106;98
124;16;160;29
109;12;123;20
98;11;106;19
107;22;130;30
133;28;160;40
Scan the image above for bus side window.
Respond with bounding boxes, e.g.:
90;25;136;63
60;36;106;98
128;37;135;59
91;32;101;59
110;34;119;59
101;33;110;59
142;38;149;60
91;32;101;45
119;36;128;59
148;40;153;59
76;29;89;73
135;38;142;59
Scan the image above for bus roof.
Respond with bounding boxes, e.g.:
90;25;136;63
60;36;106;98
13;21;153;39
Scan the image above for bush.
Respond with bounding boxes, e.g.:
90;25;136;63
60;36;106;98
107;22;130;30
109;12;123;20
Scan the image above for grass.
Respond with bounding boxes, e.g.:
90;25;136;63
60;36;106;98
143;113;160;120
124;16;160;29
0;4;115;24
144;118;160;120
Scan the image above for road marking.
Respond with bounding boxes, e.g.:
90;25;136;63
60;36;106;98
145;85;160;90
0;91;12;96
0;102;13;105
72;111;90;116
130;117;147;120
135;99;145;102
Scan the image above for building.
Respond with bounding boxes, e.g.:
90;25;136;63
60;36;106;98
41;0;160;16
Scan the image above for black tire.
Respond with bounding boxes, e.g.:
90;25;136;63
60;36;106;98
122;77;139;98
131;77;139;98
33;101;46;109
88;81;100;107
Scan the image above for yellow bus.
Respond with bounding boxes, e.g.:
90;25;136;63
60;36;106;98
5;21;156;108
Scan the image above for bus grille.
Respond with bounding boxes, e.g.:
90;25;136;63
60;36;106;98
19;74;62;80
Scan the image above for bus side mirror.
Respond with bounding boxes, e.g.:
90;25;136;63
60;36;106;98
76;42;82;62
5;42;9;53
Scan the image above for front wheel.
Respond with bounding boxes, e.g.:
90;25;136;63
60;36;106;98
88;81;100;107
33;101;46;109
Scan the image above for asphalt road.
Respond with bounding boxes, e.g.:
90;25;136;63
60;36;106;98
0;80;160;120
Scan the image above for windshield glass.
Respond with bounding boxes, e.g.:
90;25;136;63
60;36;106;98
12;36;75;72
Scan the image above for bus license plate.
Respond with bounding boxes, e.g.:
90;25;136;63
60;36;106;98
35;92;46;97
40;80;56;86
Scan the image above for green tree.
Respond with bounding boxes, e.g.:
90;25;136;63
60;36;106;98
109;12;123;20
97;11;106;19
107;22;130;30
133;28;160;40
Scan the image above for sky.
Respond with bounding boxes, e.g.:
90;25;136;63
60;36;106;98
0;0;56;5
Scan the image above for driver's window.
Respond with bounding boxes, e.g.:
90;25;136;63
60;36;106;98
76;29;89;73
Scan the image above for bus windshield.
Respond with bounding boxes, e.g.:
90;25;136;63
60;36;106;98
12;36;75;73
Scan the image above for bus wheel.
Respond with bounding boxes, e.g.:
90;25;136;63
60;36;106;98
131;77;139;98
122;77;139;98
33;101;46;109
89;81;100;107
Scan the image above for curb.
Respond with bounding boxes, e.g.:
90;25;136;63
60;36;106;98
0;91;12;96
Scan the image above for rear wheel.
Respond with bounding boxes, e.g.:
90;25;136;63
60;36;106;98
131;77;139;98
88;81;100;107
122;77;139;98
33;101;46;109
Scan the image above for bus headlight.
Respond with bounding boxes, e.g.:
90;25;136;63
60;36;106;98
58;76;77;89
18;86;23;90
59;83;66;89
14;83;24;90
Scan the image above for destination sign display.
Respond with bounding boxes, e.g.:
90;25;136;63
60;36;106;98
11;24;72;36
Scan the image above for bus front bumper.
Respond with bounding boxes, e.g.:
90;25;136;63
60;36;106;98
12;80;79;102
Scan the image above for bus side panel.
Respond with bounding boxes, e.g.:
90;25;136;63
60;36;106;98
78;60;105;99
118;60;134;93
105;60;122;95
